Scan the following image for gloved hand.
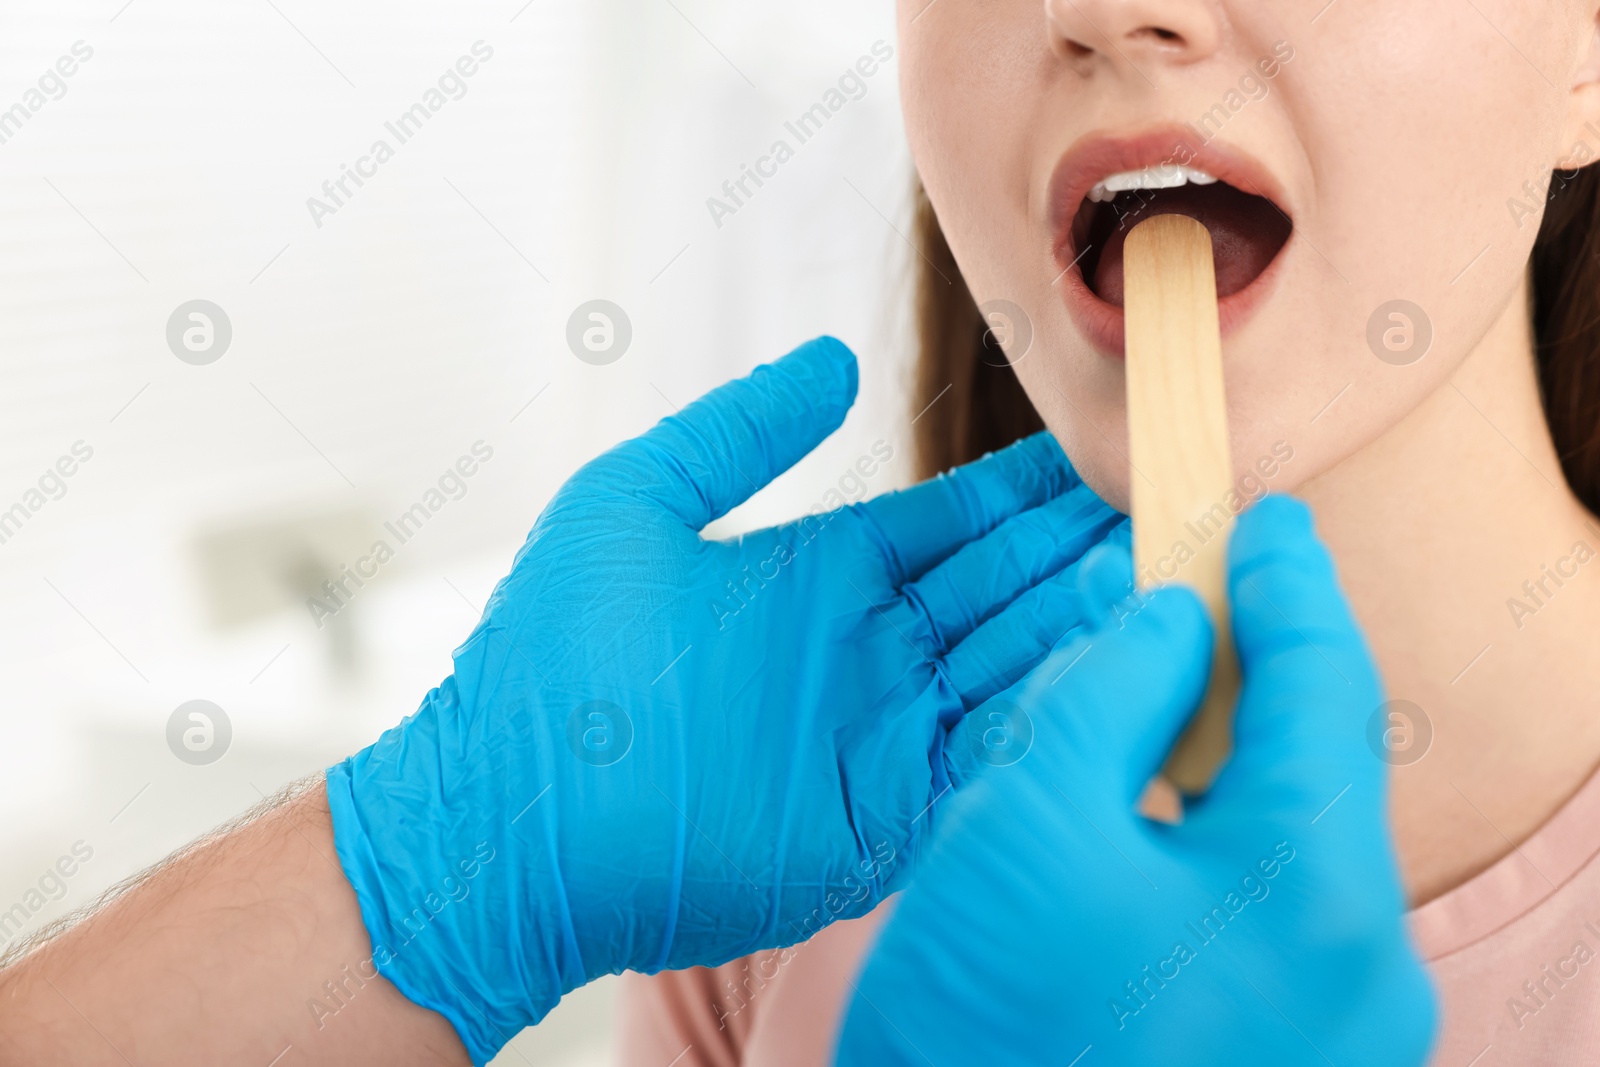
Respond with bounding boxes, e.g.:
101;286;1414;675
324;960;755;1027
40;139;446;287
836;496;1437;1066
326;337;1124;1063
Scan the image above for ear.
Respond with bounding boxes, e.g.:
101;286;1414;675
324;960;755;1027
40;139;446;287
1558;8;1600;168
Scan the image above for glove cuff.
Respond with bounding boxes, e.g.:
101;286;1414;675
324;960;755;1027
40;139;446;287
325;687;585;1064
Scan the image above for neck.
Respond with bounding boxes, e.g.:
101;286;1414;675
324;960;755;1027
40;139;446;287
1300;272;1600;905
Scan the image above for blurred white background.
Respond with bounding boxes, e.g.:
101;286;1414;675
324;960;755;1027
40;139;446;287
0;1;915;1061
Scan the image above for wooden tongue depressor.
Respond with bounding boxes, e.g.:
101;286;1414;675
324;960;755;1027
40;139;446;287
1122;212;1240;795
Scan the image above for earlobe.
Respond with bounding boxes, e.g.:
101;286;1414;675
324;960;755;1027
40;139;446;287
1559;19;1600;169
1577;18;1600;85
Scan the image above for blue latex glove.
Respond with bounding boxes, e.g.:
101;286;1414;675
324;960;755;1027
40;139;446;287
836;496;1437;1066
326;337;1125;1063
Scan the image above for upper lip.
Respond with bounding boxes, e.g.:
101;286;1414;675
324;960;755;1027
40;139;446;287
1047;124;1292;271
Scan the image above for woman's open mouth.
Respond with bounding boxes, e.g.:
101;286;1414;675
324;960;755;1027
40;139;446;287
1048;127;1294;355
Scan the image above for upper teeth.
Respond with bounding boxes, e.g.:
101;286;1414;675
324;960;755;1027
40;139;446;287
1088;165;1219;202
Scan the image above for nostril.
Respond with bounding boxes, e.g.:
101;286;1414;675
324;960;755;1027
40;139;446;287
1061;37;1094;59
1132;25;1184;47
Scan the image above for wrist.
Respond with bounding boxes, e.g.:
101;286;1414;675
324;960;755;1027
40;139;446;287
325;680;584;1063
0;778;468;1065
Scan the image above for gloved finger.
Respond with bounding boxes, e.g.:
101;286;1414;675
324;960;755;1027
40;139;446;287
904;486;1121;650
596;336;858;529
1074;533;1137;631
855;431;1083;586
938;527;1135;706
939;563;1087;709
944;585;1211;800
1188;495;1384;832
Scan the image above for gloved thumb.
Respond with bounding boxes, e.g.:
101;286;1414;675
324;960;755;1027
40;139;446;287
953;571;1212;807
594;336;858;529
1075;535;1137;630
1192;495;1385;830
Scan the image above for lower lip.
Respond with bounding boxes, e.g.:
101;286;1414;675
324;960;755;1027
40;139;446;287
1054;227;1292;358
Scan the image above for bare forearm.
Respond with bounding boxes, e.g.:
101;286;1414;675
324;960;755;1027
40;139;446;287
0;779;467;1065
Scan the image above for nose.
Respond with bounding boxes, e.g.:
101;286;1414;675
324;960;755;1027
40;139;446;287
1045;0;1221;67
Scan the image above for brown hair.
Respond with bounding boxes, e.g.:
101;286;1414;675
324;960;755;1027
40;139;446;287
912;172;1600;513
1532;165;1600;513
909;178;1042;480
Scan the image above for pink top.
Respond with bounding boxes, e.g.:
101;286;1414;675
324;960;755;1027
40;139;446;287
616;766;1600;1066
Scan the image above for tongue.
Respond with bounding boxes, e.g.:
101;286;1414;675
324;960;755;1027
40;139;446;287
1091;183;1289;307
